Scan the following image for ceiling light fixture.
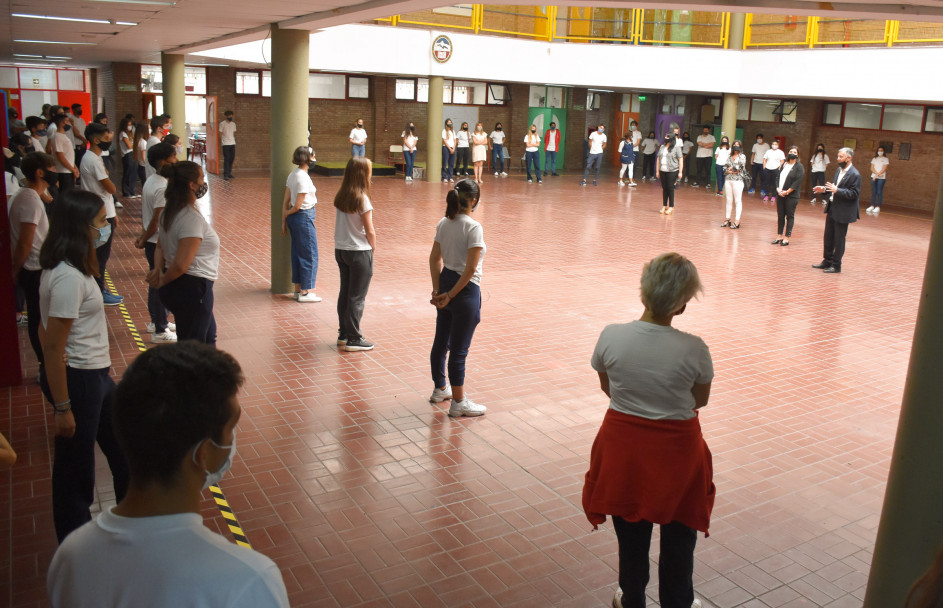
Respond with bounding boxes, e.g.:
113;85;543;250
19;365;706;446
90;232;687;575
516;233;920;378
14;39;97;45
14;62;60;67
89;0;176;5
46;56;73;60
13;53;43;58
13;13;136;25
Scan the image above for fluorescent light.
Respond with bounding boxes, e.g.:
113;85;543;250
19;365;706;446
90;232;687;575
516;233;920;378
89;0;176;4
14;62;60;67
13;53;43;58
14;40;97;45
13;13;138;26
116;21;137;25
46;56;72;60
185;63;229;67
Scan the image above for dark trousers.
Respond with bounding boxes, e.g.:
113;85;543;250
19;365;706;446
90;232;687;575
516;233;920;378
751;163;763;191
335;249;373;340
17;269;44;365
696;156;712;185
431;269;481;388
159;273;217;346
222;145;235;177
543;150;557;174
761;168;779;197
441;146;456;180
94;217;116;294
822;215;849;269
492;144;504;173
660;170;678;207
455;147;470;175
612;517;697;608
714;164;726;194
137;165;146;190
121;152;136;196
143;242;169;332
74;147;87;173
777;196;799;237
642;153;656;179
583;153;602;181
525;150;541;181
811;171;826;198
55;172;75;204
52;367;129;542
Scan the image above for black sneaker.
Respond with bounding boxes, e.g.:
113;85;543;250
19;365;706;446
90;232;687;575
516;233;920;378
337;332;347;346
344;337;375;352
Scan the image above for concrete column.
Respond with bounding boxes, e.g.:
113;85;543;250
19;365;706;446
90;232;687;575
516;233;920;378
720;14;745;141
864;167;943;605
269;24;309;294
426;76;443;182
160;53;186;160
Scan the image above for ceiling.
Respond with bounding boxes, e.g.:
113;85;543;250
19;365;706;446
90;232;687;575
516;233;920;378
3;0;943;68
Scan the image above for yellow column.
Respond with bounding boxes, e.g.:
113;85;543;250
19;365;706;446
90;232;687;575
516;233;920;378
720;14;745;140
426;76;443;182
160;53;186;160
269;24;309;293
864;168;943;605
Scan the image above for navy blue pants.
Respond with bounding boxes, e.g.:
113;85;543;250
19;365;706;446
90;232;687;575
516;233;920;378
144;242;170;332
159;273;217;346
613;517;697;608
430;268;481;388
95;217;116;294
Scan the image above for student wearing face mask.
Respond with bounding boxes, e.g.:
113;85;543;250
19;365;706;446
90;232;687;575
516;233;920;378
219;110;237;180
812;147;860;274
771;146;805;246
721;141;747;229
655;133;683;214
441;119;457;183
145;115;171;180
49;114;79;195
48;342;290;608
618;133;636;186
581;124;607;186
489;123;506;177
543;121;561;177
809;144;830;204
681;132;694;184
455;122;471;177
761;141;785;203
81;123;123;306
694;127;715;189
524;125;542;184
749;134;770;196
163;134;184;159
117;116;137;198
349;119;367;158
640;131;658;181
38;189;131;542
713;137;730;197
867;146;889;215
401;121;418;182
471;123;489;184
26;116;48;153
68;104;89;170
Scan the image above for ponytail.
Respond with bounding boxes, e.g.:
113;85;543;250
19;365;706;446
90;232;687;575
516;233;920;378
160;161;201;231
444;178;480;219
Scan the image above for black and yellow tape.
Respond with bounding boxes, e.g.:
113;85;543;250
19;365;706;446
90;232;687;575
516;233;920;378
104;271;252;549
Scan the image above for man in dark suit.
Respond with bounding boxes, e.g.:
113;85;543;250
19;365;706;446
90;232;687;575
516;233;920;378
812;147;860;273
772;145;805;246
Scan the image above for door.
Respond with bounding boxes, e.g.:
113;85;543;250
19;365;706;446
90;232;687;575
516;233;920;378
612;111;639;167
204;96;219;175
527;107;566;171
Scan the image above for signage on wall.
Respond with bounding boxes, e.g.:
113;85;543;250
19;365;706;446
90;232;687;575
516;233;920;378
118;84;138;92
432;35;452;63
33;78;39;86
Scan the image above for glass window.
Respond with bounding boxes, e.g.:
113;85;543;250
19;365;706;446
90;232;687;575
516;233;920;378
184;95;206;126
750;98;778;122
442;80;452;103
262;71;271;97
0;67;18;89
452;82;470;104
308;73;344;99
587;92;601;110
19;68;57;90
844;103;881;129
882;105;922;132
925;107;943;133
57;70;85;91
184;67;206;95
236;71;260;95
141;65;162;93
452;80;486;105
823;102;842;125
529;85;546;107
619;93;632;112
487;84;507;105
548;87;564;108
737;98;750;121
417;78;429;102
709;98;721;118
395;78;415;100
348;76;369;99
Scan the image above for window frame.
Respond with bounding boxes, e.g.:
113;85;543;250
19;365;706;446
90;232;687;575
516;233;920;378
395;77;418;102
925;107;943;133
235;69;262;96
821;101;930;133
347;75;371;100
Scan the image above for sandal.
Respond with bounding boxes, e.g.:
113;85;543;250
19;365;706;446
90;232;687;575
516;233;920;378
721;220;731;228
659;208;667;214
771;238;782;244
781;240;790;246
730;222;740;229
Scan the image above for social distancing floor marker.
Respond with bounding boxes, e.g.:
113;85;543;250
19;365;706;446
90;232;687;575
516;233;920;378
104;271;253;549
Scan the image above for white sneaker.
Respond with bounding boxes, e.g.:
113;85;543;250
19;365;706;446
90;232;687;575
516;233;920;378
151;331;177;343
114;201;124;209
146;322;176;333
494;171;499;176
628;181;637;187
612;588;623;608
448;397;486;417
692;600;702;608
297;292;322;303
501;172;508;177
872;208;880;215
618;180;625;186
429;386;453;402
866;206;874;213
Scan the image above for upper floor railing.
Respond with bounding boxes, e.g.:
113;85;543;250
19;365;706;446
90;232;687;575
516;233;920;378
373;6;943;49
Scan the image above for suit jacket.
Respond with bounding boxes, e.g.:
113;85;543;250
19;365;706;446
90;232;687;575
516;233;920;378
777;161;805;203
824;165;861;224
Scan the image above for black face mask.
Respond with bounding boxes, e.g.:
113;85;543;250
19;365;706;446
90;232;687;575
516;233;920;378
531;129;536;133
195;183;208;199
817;149;824;153
63;125;72;132
839;160;848;169
446;124;452;129
496;127;502;131
462;126;468;130
226;117;233;122
788;153;798;160
357;124;363;128
409;126;415;131
732;146;741;153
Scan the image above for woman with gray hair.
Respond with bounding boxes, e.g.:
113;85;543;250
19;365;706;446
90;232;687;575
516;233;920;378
584;252;714;608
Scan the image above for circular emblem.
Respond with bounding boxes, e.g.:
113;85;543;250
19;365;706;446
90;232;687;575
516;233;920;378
432;35;452;63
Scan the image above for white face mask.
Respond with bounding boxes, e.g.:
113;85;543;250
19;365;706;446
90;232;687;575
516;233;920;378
192;432;236;490
877;151;884;156
127;126;133;133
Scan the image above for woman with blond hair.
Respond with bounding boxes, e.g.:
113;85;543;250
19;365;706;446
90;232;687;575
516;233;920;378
334;157;376;351
584;252;714;608
471;123;489;184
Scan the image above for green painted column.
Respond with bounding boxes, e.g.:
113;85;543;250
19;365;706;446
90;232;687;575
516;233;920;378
864;167;943;605
426;76;443;182
160;53;186;160
720;14;745;140
269;24;309;293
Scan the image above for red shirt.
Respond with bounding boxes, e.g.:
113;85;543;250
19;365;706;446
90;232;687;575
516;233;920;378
544;128;561;152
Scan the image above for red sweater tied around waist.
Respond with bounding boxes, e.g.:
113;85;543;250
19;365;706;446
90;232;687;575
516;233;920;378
582;408;715;536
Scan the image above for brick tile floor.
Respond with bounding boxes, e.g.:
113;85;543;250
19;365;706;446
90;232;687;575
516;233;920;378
2;169;931;607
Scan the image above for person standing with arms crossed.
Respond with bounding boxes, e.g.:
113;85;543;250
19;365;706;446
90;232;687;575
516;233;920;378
582;124;607;186
694;127;715;189
219;110;237;180
349;119;367;158
543;121;561;177
489;123;506;177
812;147;860;274
524;125;542;184
761;140;785;203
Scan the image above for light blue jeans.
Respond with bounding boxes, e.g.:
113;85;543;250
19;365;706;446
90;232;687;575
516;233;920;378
286;208;319;290
351;144;365;157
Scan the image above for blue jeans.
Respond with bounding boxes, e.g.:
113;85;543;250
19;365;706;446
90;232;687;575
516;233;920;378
430;269;481;388
544;150;557;174
714;164;726;193
584;153;602;181
351;144;365;157
525;150;541;181
286;207;319;290
871;178;886;207
95;217;116;294
159;274;217;346
144;242;170;333
492;144;504;172
441;146;455;180
404;149;416;178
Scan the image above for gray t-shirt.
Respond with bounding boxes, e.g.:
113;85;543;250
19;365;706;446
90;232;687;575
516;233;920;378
159;205;220;281
141;175;167;245
435;214;486;286
334;195;373;251
591;320;713;420
658;144;684;172
40;262;110;370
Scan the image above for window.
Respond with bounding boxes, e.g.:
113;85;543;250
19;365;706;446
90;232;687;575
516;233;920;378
184;67;206;95
417;78;429;103
453;80;486;105
750;98;778;122
823;102;842;125
736;98;750;121
529;85;546;107
586;92;601;110
141;65;162;93
925;108;943;133
348;76;370;99
0;67;18;89
442;81;452;103
844;103;882;129
487;84;508;105
395;78;415;100
308;73;345;99
262;71;271;98
19;68;57;90
548;87;564;108
57;70;85;91
661;94;684;115
236;71;260;95
882;105;922;133
708;97;721;118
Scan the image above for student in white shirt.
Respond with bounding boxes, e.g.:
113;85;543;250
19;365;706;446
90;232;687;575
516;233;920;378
681;132;694;184
26;116;48;153
349;119;367;158
761;141;785;202
49;114;79;194
219;110;237;180
116;116;137;198
48;342;290;608
428;179;487;417
149;162;220;346
630;121;643;179
145;115;171;180
867;146;889;215
640;130;658;181
334;157;376;351
471;123;489;184
524;125;542;184
750;134;770;195
809;143;830;204
455;122;471;177
441;119;456;182
135;143;178;343
489;123;507;176
80;123;123;306
713;137;730;196
694;127;715;188
402;121;419;182
281;146;321;303
69;104;89;170
39;189;131;542
582;124;607;186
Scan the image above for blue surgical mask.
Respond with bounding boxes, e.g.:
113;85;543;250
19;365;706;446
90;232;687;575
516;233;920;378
89;223;112;248
192;432;236;491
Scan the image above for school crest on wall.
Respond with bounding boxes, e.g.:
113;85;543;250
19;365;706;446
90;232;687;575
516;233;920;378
432;35;452;63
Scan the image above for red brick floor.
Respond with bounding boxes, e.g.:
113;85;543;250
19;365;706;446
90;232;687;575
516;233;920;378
2;169;931;607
